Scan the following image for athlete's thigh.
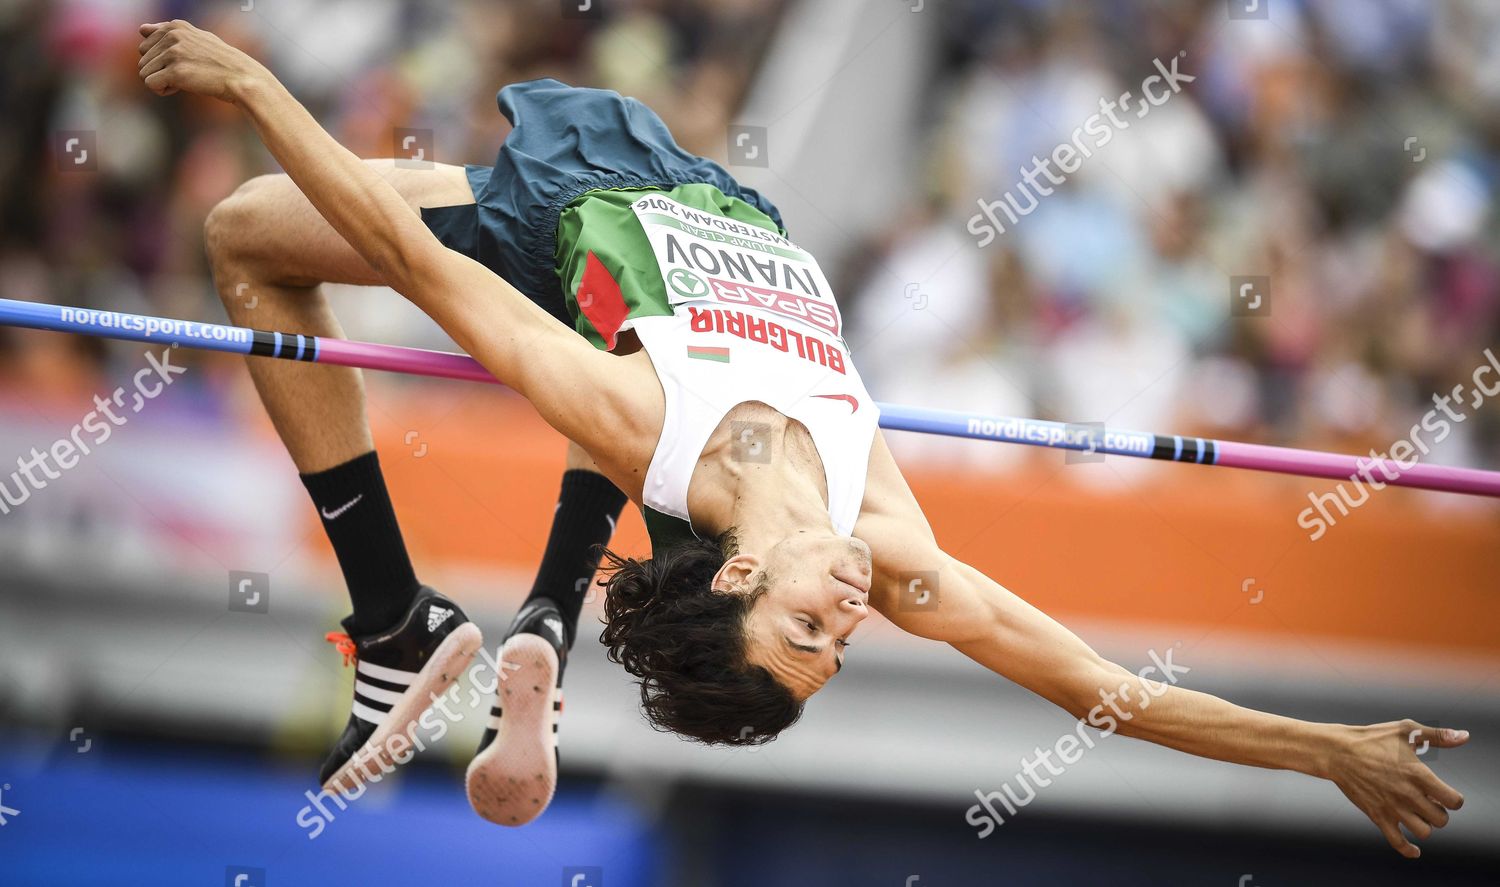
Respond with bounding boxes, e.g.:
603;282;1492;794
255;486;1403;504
235;159;473;288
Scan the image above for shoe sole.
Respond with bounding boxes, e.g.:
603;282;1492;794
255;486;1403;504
322;621;483;794
465;633;560;826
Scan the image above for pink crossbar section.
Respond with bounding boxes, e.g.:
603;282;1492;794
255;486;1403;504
1214;440;1500;497
314;337;499;386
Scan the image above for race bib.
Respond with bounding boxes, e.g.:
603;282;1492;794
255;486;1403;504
630;193;843;338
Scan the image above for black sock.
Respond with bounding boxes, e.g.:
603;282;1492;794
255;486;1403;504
300;451;421;636
521;469;628;648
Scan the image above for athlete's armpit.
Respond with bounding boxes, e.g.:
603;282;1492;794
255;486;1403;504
403;246;663;491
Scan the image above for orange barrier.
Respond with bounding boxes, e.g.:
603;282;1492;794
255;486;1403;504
357;390;1500;658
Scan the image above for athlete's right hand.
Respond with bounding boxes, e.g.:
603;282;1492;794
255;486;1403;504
1325;720;1467;858
137;20;270;103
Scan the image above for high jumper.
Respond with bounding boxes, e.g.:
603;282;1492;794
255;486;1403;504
116;19;1466;856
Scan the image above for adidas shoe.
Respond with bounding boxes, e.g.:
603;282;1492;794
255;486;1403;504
319;587;482;792
465;598;567;826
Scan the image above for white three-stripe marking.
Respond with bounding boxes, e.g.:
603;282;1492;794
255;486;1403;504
355;680;406;706
358;660;419;684
351;700;388;725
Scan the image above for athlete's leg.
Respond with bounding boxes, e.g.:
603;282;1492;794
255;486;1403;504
205;161;483;790
204;159;472;473
467;442;627;826
205;159;471;634
530;443;629;649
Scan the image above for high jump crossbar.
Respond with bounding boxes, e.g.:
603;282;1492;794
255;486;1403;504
3;297;1497;498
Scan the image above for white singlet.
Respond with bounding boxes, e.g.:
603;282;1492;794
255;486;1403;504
626;193;879;537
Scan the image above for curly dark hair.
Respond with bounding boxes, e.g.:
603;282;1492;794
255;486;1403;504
597;532;803;745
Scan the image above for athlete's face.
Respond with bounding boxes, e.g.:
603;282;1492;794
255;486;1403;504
723;531;873;700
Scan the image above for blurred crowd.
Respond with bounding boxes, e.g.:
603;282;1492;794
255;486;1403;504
845;0;1500;473
0;0;780;401
1;0;1497;477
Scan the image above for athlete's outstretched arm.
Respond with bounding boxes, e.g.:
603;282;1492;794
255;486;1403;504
136;20;657;469
913;555;1464;856
857;438;1466;858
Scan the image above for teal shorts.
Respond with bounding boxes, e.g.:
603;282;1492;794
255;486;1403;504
419;78;783;330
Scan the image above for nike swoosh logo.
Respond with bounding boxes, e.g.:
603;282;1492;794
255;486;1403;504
812;393;860;413
320;494;364;521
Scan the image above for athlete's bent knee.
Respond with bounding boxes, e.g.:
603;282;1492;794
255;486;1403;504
203;196;242;272
205;175;281;265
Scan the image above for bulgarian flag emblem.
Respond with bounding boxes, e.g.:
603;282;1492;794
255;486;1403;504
686;345;730;363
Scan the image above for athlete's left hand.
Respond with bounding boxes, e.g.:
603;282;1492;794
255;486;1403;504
1326;720;1467;858
137;20;270;103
